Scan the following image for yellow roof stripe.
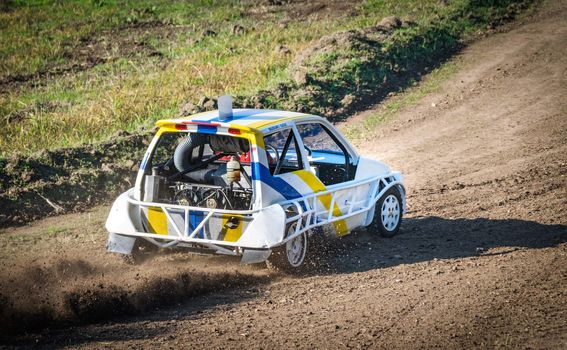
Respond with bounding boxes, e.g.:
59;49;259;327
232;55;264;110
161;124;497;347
248;114;308;130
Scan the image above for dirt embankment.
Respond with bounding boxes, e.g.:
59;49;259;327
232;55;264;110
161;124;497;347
0;131;152;227
194;0;535;118
0;0;564;348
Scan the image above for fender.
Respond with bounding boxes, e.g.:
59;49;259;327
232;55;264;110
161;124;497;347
106;190;142;254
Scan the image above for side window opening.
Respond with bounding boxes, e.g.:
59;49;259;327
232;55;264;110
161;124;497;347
297;123;352;186
149;132;187;171
263;128;303;176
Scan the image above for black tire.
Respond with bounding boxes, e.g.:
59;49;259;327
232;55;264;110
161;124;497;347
266;224;310;273
122;238;158;265
370;187;403;238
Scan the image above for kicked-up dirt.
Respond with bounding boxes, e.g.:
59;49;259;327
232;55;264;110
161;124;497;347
1;0;566;348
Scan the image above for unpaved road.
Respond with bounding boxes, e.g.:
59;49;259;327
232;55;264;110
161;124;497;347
1;1;567;349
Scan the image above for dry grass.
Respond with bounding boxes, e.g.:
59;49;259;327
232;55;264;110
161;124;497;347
0;0;503;156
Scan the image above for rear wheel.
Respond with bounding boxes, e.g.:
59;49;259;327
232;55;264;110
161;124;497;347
370;187;403;238
267;223;309;272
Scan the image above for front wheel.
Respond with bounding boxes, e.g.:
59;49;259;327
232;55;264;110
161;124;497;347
370;187;403;238
267;224;309;272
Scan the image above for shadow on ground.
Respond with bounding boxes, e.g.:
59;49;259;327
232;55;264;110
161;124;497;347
314;216;567;274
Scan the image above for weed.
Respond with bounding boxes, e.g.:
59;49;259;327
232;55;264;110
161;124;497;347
45;226;69;235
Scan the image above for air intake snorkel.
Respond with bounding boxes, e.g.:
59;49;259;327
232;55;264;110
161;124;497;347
218;95;233;121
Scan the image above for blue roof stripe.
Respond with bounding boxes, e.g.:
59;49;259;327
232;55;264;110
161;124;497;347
188;109;306;127
196;125;217;134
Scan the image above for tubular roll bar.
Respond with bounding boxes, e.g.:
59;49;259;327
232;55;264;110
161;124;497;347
120;172;403;251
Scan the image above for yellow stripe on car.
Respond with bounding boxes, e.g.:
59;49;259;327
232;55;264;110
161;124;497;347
221;214;245;242
147;207;168;235
293;170;349;236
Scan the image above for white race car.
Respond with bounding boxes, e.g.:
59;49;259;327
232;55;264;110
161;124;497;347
106;96;405;271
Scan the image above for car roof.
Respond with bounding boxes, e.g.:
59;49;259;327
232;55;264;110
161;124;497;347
156;108;359;160
157;109;315;132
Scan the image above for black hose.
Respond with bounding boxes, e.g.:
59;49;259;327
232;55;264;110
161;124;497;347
173;133;208;180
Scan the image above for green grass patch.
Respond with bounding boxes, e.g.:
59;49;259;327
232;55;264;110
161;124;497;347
0;0;534;156
45;225;69;235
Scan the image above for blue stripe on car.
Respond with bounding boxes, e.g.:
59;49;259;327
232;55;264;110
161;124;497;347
140;152;150;170
196;125;217;134
251;162;302;200
188;211;205;238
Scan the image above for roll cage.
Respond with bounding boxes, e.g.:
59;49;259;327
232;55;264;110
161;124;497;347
261;117;359;185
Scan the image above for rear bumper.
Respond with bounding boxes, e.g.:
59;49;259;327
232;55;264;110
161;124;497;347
105;189;287;254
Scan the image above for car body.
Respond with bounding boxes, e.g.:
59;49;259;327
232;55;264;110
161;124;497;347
106;98;405;270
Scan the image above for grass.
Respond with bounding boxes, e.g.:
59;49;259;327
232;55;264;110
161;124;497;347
342;62;459;141
45;225;69;235
0;0;532;156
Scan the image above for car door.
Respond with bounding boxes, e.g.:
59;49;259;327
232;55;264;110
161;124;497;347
294;120;370;236
295;122;357;185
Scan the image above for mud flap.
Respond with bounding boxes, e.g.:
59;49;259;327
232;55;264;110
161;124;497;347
236;204;286;249
240;249;272;264
364;203;376;226
105;190;142;235
107;232;136;254
105;191;143;254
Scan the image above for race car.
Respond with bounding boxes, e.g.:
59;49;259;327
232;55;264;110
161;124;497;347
106;96;405;271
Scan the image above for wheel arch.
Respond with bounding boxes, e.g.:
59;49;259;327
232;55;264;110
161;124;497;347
363;181;406;226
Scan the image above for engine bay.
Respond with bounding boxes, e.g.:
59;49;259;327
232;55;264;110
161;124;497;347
142;132;254;210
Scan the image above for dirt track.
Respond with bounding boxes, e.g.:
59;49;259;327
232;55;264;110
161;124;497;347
1;1;567;348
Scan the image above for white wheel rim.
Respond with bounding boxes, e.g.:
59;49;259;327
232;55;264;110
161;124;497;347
285;226;307;267
381;194;400;231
